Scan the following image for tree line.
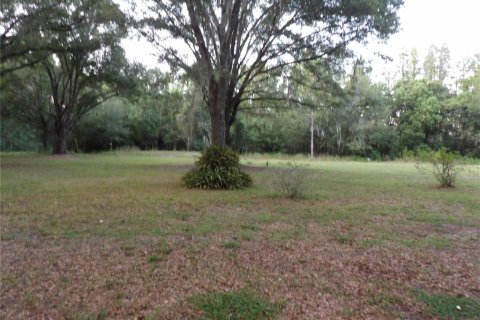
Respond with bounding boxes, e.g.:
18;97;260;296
1;0;478;158
2;47;478;158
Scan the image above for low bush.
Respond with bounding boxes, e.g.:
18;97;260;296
270;161;309;199
416;148;462;188
183;145;252;190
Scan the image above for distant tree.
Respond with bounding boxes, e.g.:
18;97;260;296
0;118;40;151
343;61;394;158
71;98;132;152
423;45;438;82
410;49;421;80
129;69;190;150
38;0;132;154
1;0;133;154
138;0;404;147
287;58;345;156
423;44;450;83
437;44;450;83
446;54;480;156
399;48;420;81
177;82;208;151
0;65;52;151
392;79;449;151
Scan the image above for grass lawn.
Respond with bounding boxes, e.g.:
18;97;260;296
1;151;479;319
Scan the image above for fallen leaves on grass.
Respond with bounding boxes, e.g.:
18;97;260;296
1;234;479;319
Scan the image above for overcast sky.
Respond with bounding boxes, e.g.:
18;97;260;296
365;0;480;82
122;0;480;82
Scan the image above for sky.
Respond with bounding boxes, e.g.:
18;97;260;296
122;0;480;83
363;0;480;82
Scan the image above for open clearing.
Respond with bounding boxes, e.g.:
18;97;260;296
1;151;479;319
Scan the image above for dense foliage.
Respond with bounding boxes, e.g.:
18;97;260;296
1;1;478;159
2;52;479;158
183;145;252;190
1;0;133;154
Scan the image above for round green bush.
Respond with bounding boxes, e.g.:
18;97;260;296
183;145;252;189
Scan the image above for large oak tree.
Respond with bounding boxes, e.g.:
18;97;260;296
2;0;134;154
139;0;404;147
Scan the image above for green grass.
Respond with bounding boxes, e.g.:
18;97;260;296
223;240;241;249
1;151;479;319
190;290;282;320
416;291;480;319
1;150;478;246
2;151;478;245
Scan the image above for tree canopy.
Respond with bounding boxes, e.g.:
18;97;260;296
137;0;404;146
1;0;134;154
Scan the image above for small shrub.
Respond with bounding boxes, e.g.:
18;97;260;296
270;162;308;199
416;148;462;188
183;145;252;190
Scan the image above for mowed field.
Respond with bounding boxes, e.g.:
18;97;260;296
1;151;479;319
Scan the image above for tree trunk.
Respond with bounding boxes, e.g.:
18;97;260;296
225;95;243;148
208;80;227;147
39;116;49;152
53;120;67;154
310;110;314;158
41;130;48;152
336;121;342;155
225;124;232;147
